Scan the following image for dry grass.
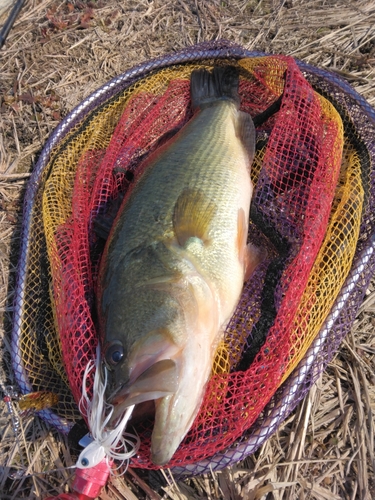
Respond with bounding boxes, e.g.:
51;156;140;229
0;0;374;498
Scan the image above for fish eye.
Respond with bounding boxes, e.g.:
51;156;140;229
105;341;124;367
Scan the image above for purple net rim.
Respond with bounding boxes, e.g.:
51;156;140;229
11;40;375;458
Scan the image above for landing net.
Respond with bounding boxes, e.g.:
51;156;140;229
11;40;375;472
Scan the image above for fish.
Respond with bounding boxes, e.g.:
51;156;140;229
97;65;260;466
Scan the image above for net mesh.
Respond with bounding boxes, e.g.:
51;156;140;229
11;41;375;473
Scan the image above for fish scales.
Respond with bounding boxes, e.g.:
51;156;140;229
98;66;258;465
105;104;250;286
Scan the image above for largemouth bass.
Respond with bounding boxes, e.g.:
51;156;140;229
97;65;259;465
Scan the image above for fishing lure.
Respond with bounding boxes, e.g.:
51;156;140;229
77;345;140;471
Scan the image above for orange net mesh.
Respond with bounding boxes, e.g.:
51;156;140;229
15;55;363;468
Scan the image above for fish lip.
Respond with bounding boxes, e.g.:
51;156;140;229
107;385;133;426
107;384;129;406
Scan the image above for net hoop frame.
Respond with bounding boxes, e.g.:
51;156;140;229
11;40;375;473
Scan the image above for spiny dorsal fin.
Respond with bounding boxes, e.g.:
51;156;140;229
173;188;216;247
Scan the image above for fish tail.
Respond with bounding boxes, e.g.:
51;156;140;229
190;65;240;111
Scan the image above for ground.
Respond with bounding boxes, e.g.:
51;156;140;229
0;1;374;499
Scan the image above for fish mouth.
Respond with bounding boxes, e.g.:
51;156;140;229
107;359;178;423
114;398;156;426
107;383;129;406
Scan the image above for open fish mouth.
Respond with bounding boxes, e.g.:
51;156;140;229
106;359;179;423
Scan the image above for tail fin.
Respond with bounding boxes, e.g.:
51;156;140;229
190;65;240;111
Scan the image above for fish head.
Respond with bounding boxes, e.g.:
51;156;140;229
99;252;197;419
99;237;223;465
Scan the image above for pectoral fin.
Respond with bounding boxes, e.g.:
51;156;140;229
173;188;216;247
